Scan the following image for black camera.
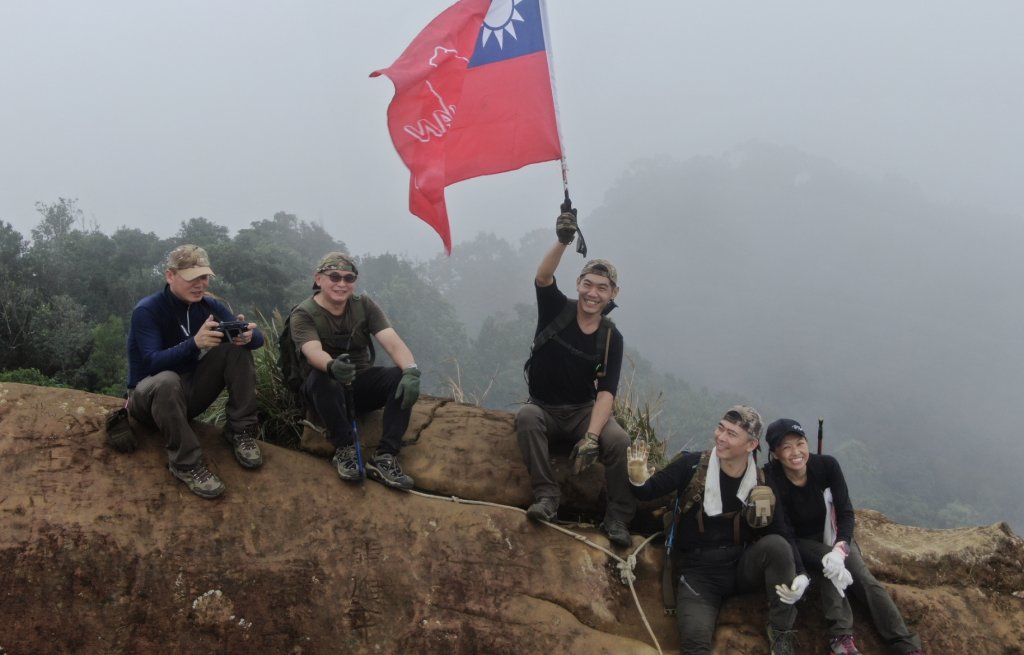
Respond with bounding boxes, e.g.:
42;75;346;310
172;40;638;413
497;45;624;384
214;320;250;339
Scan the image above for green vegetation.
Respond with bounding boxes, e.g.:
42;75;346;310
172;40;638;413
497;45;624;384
0;197;1000;529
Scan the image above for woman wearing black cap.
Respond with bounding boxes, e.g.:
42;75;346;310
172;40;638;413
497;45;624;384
763;418;926;655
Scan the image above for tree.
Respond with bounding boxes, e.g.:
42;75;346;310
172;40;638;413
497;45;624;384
174;217;230;246
357;253;470;397
79;315;128;396
30;294;92;382
0;222;33;369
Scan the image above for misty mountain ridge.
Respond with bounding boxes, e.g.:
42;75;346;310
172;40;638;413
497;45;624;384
438;141;1022;531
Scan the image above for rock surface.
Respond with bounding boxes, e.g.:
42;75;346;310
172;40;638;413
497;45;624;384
1;382;1022;654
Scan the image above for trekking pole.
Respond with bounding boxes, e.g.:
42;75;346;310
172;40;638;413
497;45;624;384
817;418;824;455
344;384;365;477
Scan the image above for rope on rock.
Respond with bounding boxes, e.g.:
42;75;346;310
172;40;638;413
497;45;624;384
407;489;664;655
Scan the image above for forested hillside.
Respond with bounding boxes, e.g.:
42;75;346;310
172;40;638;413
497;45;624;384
3;142;1020;533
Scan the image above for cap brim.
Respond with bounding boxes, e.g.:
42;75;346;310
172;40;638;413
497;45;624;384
176;266;214;281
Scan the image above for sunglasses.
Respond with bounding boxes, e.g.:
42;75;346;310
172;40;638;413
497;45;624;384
322;272;358;284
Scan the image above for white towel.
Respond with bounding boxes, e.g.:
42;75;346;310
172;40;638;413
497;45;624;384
823;488;837;546
703;450;759;516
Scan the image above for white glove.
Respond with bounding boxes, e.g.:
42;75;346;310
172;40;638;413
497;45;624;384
823;540;847;577
822;542;852;597
828;566;854;597
626;439;652;485
821;550;846;579
775;574;810;605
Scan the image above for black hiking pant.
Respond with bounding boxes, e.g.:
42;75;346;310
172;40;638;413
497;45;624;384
302;366;409;456
674;536;797;655
798;536;922;652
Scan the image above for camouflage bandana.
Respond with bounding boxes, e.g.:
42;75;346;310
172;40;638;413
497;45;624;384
166;244;214;281
722;405;763;441
316;252;358;275
579;259;618;286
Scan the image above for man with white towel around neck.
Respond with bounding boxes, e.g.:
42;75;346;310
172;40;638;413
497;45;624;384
628;405;807;655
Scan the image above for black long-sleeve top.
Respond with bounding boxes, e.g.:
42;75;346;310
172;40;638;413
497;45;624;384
632;450;806;574
764;454;856;546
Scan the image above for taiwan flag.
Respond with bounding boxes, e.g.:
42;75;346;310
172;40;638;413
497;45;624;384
371;0;562;254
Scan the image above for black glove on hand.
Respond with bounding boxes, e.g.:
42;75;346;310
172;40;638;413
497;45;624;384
329;354;356;385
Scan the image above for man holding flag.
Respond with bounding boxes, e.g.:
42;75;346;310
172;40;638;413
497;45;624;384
515;206;635;548
372;0;563;253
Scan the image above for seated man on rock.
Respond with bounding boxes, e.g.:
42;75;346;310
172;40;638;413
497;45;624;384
127;244;265;499
515;201;635;548
628;405;808;655
286;252;420;490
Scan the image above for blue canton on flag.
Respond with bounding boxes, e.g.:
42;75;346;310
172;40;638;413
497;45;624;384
468;0;547;68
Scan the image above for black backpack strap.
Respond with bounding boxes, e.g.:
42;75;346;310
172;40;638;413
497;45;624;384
594;315;614;379
524;300;616;379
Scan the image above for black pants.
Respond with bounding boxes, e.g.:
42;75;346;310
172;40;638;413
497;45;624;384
674;535;797;655
302;366;410;456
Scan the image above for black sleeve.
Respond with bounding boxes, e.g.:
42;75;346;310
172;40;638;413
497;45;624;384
535;278;568;333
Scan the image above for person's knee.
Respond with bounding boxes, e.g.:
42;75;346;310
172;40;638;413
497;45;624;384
147;371;184;397
599;424;630;454
760;534;790;557
515;404;545;432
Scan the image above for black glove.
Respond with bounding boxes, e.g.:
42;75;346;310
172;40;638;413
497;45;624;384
329;354;356;385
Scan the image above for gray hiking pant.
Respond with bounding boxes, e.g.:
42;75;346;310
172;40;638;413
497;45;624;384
674;535;797;655
798;536;922;652
129;343;257;469
515;399;636;524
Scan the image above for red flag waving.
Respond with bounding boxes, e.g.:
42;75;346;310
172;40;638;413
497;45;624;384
371;0;562;253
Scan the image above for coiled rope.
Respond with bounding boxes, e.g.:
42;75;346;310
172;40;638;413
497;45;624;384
407;489;664;655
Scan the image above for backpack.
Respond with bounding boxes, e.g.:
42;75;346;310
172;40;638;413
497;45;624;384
277;295;372;396
523;300;615;381
659;450;776;614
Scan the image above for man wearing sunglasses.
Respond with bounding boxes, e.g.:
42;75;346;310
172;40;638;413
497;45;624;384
127;244;265;499
286;252;420;490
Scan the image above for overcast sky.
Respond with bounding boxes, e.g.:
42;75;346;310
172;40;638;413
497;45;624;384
2;1;1022;259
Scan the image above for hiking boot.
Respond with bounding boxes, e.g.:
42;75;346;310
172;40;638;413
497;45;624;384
905;650;927;655
366;453;414;490
224;424;263;469
332;445;363;482
828;635;862;655
600;519;631;548
169;462;225;499
526;497;558;522
767;625;797;655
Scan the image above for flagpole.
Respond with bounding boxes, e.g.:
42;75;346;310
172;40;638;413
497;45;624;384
539;0;569;197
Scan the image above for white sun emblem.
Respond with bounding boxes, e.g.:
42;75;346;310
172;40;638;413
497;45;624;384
481;0;525;49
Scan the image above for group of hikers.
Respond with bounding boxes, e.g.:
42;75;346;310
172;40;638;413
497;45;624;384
124;204;926;655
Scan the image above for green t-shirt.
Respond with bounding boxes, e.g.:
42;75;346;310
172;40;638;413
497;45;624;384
289;294;390;372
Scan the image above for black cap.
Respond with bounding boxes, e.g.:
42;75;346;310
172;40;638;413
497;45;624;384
765;418;806;451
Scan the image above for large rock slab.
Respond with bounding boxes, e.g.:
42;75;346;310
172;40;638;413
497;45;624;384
1;382;1023;654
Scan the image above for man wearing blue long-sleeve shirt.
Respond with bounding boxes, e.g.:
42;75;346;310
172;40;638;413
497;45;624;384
127;244;265;498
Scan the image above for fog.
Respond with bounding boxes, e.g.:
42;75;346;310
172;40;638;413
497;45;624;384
2;2;1022;256
3;2;1022;528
